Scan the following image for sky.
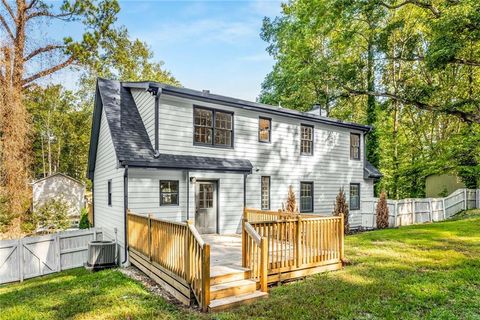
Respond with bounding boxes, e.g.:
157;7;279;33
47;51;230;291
39;0;283;101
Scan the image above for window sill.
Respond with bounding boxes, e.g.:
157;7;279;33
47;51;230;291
193;142;234;150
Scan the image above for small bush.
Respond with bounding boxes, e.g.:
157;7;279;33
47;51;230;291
283;185;298;213
333;188;349;234
376;191;390;229
33;198;71;232
79;208;91;229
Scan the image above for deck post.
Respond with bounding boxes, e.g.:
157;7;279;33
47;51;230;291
296;215;302;267
340;213;345;262
148;214;152;261
201;243;210;312
260;237;268;292
185;220;192;283
242;210;248;267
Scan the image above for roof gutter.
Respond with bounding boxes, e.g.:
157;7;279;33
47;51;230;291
122;82;371;132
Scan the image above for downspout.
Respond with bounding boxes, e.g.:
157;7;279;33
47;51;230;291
186;170;190;220
148;85;162;158
91;182;95;227
122;164;129;264
243;173;248;208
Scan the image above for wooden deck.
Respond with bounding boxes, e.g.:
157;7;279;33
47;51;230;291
126;209;345;312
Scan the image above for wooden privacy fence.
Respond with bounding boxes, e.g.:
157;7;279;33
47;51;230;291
127;211;210;311
243;208;344;282
357;188;479;229
0;228;102;284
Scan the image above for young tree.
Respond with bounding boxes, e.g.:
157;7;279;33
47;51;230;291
333;188;349;234
376;191;390;229
284;185;298;213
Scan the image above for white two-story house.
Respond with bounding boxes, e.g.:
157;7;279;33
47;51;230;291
87;78;382;261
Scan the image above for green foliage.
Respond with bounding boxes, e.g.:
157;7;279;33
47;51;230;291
26;86;91;181
33;198;71;232
79;208;91;229
260;0;480;198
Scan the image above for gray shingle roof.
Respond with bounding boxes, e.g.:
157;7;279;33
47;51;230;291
364;160;383;179
87;78;253;179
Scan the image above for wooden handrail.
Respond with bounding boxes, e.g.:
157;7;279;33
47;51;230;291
127;212;210;311
187;221;205;247
244;222;261;244
242;220;268;292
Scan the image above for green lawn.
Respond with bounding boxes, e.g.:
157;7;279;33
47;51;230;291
1;211;480;320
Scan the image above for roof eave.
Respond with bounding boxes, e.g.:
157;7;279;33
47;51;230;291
120;160;253;174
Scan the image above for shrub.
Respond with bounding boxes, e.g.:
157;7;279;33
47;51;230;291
376;191;390;229
333;188;349;234
33;198;71;232
79;208;91;229
284;185;298;213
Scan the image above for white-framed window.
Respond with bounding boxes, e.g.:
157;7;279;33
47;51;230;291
261;176;270;210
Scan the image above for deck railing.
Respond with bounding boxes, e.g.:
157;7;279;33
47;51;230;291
186;221;210;310
243;208;344;276
242;221;268;292
127;211;210;311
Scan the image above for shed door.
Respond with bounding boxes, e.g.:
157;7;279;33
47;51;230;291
195;182;217;234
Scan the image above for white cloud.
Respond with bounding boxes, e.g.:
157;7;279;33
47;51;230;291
134;18;260;46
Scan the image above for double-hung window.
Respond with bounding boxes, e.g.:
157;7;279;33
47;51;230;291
350;133;361;160
300;182;314;213
261;176;270;210
194;107;233;147
349;183;360;210
160;180;179;206
300;124;314;155
259;117;271;143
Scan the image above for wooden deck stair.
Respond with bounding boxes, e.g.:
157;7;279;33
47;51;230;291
208;266;268;312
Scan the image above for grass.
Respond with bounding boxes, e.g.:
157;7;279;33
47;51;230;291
1;210;480;320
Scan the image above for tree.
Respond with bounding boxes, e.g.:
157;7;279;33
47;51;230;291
0;0;120;225
376;191;389;229
26;85;91;180
260;0;480;199
333;188;349;234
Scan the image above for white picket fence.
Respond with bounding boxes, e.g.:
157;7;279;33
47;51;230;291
354;189;479;229
0;228;102;284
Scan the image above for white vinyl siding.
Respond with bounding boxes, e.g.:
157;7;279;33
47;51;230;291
130;89;374;230
92;108;125;260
